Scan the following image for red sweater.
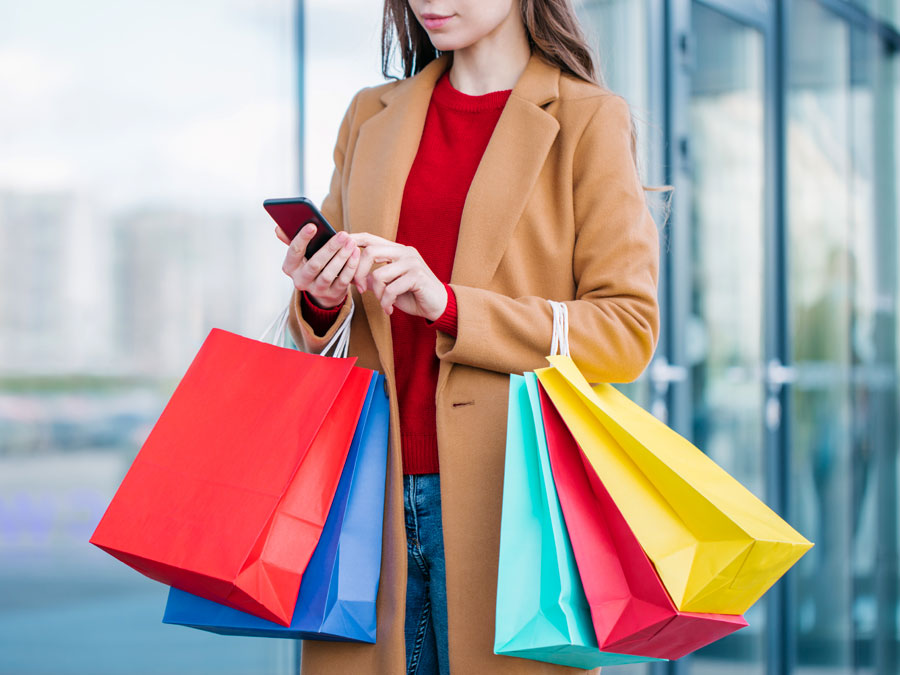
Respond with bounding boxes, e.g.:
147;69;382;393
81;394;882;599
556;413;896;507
303;70;512;474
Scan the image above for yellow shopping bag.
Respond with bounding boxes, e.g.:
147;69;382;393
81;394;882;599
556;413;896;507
535;355;813;616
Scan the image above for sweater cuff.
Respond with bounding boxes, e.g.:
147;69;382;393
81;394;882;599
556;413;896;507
428;283;458;338
300;291;345;337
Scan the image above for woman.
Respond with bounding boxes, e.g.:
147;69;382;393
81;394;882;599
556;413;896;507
277;1;660;673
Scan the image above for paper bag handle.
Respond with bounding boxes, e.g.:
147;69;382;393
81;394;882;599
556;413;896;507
548;300;570;357
259;303;293;347
319;298;354;359
260;295;354;359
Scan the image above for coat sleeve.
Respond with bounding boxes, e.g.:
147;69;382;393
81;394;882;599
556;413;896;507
287;89;362;353
435;94;660;383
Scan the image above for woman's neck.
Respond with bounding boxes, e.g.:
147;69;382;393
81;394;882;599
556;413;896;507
446;14;531;96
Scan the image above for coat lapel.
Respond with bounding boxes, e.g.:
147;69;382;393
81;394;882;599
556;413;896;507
348;51;561;376
450;54;561;288
347;54;452;376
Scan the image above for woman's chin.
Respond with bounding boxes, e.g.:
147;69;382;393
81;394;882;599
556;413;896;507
425;33;470;53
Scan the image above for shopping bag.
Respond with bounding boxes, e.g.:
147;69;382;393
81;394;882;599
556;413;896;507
539;383;747;659
535;354;813;615
494;373;661;668
90;328;374;626
163;372;389;641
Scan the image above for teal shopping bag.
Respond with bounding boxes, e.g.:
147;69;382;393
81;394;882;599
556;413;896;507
494;373;662;668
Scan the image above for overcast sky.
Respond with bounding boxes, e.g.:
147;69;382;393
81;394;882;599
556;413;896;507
0;0;385;215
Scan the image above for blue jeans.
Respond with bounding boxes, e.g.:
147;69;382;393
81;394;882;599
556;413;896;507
403;473;450;675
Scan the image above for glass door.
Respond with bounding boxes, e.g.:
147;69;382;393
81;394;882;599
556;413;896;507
658;2;900;675
787;1;900;672
683;3;768;674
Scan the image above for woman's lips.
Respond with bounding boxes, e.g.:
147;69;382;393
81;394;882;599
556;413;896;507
422;14;453;29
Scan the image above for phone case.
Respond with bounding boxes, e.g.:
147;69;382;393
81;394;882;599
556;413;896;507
264;197;337;259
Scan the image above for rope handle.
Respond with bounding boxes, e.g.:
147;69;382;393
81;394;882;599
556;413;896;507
548;300;570;357
319;297;354;359
260;295;355;359
259;303;292;347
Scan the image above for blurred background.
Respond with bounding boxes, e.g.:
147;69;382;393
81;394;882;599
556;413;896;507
0;0;897;673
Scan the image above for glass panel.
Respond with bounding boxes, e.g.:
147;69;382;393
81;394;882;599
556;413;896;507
850;16;900;675
686;4;766;674
847;0;900;32
787;0;856;671
847;26;880;675
894;38;900;672
304;0;383;204
576;0;651;116
0;1;298;673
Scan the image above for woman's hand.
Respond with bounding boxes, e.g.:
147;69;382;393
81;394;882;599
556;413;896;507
350;233;448;321
277;224;360;309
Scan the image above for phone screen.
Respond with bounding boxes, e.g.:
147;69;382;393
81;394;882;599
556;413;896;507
264;198;337;259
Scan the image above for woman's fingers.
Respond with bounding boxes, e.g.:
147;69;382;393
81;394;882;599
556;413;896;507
313;236;357;294
339;235;444;319
281;223;318;275
368;259;401;294
275;225;291;245
336;247;361;290
380;274;417;315
349;232;392;248
278;226;362;308
367;260;413;313
353;243;410;291
292;231;350;287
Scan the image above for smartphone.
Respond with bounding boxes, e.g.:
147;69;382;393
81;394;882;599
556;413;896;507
264;197;337;259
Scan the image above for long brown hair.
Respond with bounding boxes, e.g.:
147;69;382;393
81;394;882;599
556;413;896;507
380;0;673;208
381;0;602;85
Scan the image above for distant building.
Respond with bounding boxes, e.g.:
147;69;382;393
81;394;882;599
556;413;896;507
111;207;251;375
0;191;114;375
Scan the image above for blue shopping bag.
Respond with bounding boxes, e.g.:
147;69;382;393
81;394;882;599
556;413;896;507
494;373;662;668
162;372;389;642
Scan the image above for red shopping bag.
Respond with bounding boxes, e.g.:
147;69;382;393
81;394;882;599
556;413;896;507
90;328;373;626
538;385;747;659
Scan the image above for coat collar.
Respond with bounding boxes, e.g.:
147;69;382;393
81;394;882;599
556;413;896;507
378;50;560;107
347;50;562;377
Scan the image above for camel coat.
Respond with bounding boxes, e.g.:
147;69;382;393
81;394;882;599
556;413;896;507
287;50;660;675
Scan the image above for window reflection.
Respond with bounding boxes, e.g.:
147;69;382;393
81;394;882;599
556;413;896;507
788;1;899;671
686;4;766;673
0;2;298;673
847;0;900;31
788;0;855;665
